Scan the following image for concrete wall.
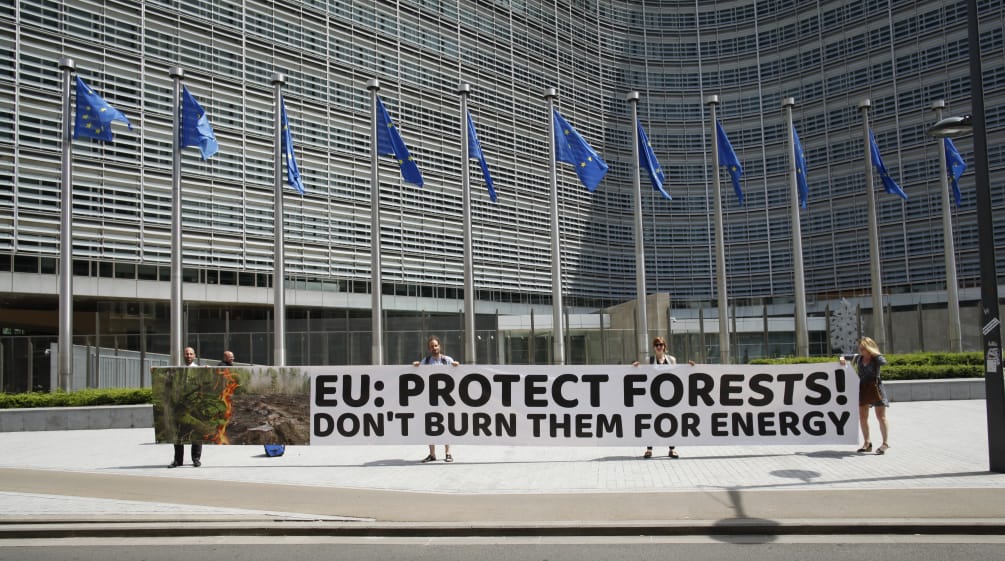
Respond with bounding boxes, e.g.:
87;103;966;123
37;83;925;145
884;378;986;402
0;404;152;432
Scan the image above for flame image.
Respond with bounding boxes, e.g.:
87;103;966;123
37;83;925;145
209;368;240;445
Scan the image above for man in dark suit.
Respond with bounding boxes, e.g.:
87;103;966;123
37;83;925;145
169;346;204;468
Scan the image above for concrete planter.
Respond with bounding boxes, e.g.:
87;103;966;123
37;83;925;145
0;404;153;432
883;378;985;402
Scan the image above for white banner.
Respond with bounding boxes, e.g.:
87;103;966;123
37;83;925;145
310;363;858;446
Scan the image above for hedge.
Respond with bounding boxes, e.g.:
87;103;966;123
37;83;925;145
0;388;153;409
751;351;984;380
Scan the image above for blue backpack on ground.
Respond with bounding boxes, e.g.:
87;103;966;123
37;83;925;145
263;444;285;457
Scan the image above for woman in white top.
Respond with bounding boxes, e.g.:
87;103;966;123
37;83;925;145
632;336;680;459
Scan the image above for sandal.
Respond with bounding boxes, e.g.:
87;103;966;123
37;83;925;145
420;454;437;463
857;442;872;453
444;454;454;463
643;448;652;459
668;447;679;459
876;443;889;455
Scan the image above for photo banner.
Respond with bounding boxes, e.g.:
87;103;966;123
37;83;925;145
153;363;857;447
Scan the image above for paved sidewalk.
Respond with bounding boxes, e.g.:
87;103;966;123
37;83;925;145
1;400;1004;532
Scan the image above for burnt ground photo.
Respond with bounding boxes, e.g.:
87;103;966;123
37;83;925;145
224;393;311;445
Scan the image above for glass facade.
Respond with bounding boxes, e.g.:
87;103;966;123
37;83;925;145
1;1;1004;378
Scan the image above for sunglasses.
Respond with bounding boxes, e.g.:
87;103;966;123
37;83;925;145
654;342;665;347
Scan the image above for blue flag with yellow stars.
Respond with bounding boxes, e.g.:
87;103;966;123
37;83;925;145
869;130;907;200
637;121;670;200
180;86;219;160
944;138;966;207
466;111;497;202
553;109;608;191
793;125;809;208
716;121;744;205
375;96;424;187
281;96;305;195
73;76;132;141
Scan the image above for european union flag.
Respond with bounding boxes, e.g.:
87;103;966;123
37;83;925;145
73;76;132;141
281;96;305;195
792;125;809;208
944;138;966;207
375;96;424;187
716;121;744;205
467;111;497;202
180;86;218;160
553;109;608;192
869;130;907;200
637;121;670;200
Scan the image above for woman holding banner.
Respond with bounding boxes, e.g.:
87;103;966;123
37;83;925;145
840;336;890;455
632;336;680;459
413;335;459;463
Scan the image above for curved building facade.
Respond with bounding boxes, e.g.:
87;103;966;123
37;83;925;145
1;1;1003;384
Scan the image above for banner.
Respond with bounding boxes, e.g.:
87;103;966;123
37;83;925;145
152;364;857;447
152;366;309;446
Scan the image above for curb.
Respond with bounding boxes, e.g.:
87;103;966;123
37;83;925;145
3;518;1005;539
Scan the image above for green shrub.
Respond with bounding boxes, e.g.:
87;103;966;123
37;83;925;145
0;388;153;409
880;364;982;380
751;352;983;379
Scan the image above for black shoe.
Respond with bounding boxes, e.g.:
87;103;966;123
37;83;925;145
192;459;202;467
168;461;181;468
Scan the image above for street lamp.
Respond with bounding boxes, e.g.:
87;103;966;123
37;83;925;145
927;0;1005;473
930;115;972;137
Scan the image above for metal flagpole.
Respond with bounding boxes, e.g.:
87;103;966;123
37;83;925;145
58;57;76;391
964;0;1005;471
705;95;730;364
627;91;649;364
459;83;477;364
926;0;1005;472
543;87;565;365
169;67;185;365
272;73;287;367
932;100;962;353
784;97;809;357
367;78;384;365
859;99;886;350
